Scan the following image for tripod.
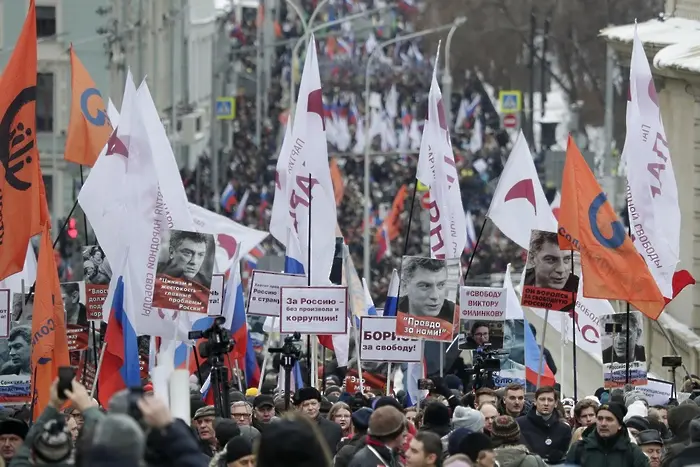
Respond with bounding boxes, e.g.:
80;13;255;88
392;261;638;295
208;353;231;418
280;354;296;411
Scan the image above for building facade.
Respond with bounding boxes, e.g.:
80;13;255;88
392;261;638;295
601;0;700;387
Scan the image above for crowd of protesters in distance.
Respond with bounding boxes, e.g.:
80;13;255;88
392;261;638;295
180;0;528;304
3;372;700;466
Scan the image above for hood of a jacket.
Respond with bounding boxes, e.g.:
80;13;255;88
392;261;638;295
495;445;530;467
210;448;226;467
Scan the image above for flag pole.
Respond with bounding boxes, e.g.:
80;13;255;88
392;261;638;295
571;250;578;401
536;310;549;389
79;166;91;245
306;172;313;387
90;342;108;399
462;216;489;283
625;224;632;385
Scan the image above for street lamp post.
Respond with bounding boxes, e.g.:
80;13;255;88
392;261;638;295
442;17;467;130
289;5;390;120
284;0;311;33
362;20;466;286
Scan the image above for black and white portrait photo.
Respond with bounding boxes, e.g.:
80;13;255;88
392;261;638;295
0;325;31;376
82;245;112;285
60;282;88;327
600;312;646;365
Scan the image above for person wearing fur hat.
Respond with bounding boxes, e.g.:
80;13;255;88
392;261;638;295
491;415;546;467
294;387;343;455
566;402;649;467
349;406;405;467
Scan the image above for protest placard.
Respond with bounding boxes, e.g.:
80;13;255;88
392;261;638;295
600;311;648;387
66;325;90;352
279;286;348;334
344;369;387;394
521;230;579;311
360;316;422;363
207;274;225;316
152;229;216;314
395;256;461;342
0;290;9;339
83;245;112;320
248;271;307;317
460;287;506;320
636;378;673;406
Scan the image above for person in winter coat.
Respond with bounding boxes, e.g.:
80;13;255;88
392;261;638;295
256;412;333;467
420;402;451;439
490;416;546;467
335;407;373;467
349;406;405;467
667;416;700;467
566;402;649;467
294;387;343;455
661;403;700;467
12;378;104;467
440;406;484;453
516;386;571;464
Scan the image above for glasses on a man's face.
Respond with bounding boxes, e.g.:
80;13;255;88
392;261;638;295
232;412;251;419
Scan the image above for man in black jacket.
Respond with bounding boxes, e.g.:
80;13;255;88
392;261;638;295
349;406;404;467
294;387;343;455
516;386;571;464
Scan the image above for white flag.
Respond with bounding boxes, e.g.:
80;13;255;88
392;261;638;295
270;122;294;245
276;35;337;285
623;26;691;299
416;43;466;260
487;131;556;250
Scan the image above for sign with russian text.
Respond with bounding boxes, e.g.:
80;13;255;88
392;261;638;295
83;245;112;321
207;274;225;316
460;287;506;320
0;290;9;339
360;317;422;363
248;271;307;317
279;286;348;334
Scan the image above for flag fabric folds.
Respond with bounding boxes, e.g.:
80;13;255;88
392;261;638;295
65;46;113;167
558;136;666;320
524;319;555;388
416;44;466;259
623;26;694;301
487;131;556;250
330;158;345;206
0;0;50;281
31;223;70;419
383;269;399;317
98;274;141;407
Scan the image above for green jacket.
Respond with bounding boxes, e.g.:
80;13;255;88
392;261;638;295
10;405;105;467
566;429;650;467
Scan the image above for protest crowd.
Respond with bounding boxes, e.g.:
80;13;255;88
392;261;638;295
0;0;697;465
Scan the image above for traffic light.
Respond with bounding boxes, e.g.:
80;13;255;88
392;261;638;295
57;219;70;258
67;218;78;239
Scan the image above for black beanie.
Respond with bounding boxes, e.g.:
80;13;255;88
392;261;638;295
225;436;253;463
423;401;450;427
597;402;627;426
459;432;493;462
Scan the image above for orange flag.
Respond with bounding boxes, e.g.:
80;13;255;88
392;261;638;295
64;46;112;166
330;158;345;206
31;223;70;419
375;184;408;242
558;135;665;320
0;0;50;281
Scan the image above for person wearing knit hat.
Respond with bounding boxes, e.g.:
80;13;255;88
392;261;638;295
349;406;405;466
447;428;473;456
452;406;485;432
225;436;255;467
625;416;650;437
624;390;648;408
334;407;375;467
293;387;342;455
31;418;73;465
566;402;649;467
490;415;546;467
421;401;451;438
458;432;495;466
325;385;342;398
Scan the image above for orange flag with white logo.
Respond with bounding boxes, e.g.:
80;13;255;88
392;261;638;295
0;0;50;281
558;135;665;320
31;223;70;419
65;46;113;166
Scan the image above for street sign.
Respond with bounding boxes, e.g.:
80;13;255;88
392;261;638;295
499;90;522;113
215;97;236;120
503;114;519;129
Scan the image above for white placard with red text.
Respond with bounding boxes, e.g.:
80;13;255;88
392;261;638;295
248;271;308;317
360;316;422;363
460;287;507;320
279;286;348;334
207;274;225;316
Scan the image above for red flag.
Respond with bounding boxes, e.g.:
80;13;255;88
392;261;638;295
31;223;70;419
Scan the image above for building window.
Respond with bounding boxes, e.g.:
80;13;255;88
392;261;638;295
36;6;57;38
196;116;202;133
42;174;52;214
36;73;54;133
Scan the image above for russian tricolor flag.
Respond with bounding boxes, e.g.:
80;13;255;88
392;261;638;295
403;361;426;408
98;276;141;407
464;210;477;255
220;182;237;213
524;320;555;387
376;225;391;262
383;269;399;317
200;374;215;405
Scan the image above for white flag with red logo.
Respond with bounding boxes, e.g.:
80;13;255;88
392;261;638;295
272;35;337;285
487;132;556;250
416;43;466;260
623;26;694;300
